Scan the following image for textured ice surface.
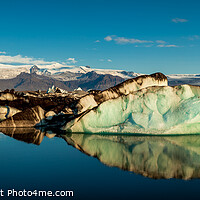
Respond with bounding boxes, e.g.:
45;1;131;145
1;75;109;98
74;72;167;115
65;85;200;134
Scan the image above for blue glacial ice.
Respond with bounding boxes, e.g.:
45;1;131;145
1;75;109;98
64;84;200;134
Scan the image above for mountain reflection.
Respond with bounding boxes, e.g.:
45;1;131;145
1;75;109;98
1;127;200;180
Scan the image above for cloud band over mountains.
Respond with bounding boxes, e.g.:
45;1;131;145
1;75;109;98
104;35;178;47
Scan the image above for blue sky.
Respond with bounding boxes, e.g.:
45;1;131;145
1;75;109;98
0;0;199;74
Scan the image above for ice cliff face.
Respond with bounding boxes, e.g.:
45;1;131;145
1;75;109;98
65;84;200;134
72;72;168;115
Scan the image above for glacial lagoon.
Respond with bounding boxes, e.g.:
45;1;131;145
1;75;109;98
1;128;200;199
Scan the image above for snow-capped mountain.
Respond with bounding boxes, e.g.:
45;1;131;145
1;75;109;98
0;64;200;91
167;74;200;79
0;64;140;81
0;66;30;79
167;74;200;86
33;65;140;81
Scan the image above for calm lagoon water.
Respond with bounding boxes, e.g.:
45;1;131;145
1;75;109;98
0;129;200;200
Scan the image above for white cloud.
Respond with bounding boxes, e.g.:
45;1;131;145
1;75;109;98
156;40;166;44
67;58;78;64
95;40;100;43
116;37;153;44
104;36;113;41
99;59;112;62
0;54;55;65
104;35;153;44
172;18;188;23
0;51;6;54
0;54;79;69
0;62;72;70
157;44;179;48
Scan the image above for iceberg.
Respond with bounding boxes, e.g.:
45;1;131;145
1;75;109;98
65;84;200;134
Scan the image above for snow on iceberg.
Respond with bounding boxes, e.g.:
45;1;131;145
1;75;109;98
64;84;200;134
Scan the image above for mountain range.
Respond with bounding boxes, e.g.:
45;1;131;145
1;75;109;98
0;65;200;91
0;66;125;91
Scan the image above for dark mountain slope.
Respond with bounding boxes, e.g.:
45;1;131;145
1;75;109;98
0;72;125;91
0;73;70;91
64;71;125;91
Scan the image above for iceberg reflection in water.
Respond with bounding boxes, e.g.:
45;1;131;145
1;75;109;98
61;133;200;180
1;127;200;180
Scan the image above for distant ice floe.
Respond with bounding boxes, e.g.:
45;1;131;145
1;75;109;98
74;87;82;91
47;85;68;94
